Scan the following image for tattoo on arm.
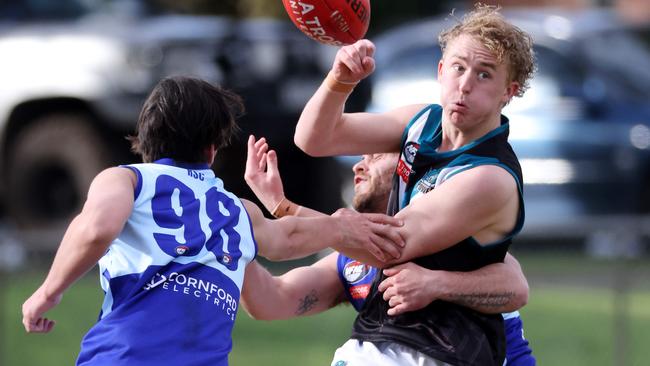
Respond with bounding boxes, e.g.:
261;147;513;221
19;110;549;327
295;289;318;316
449;292;514;308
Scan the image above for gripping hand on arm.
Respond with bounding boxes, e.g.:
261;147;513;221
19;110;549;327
378;253;529;316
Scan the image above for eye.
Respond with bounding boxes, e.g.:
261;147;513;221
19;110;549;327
451;64;464;72
478;71;491;80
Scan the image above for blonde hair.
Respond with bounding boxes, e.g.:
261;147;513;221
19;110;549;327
438;4;536;97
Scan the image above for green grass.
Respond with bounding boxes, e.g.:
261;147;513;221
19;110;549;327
3;254;650;365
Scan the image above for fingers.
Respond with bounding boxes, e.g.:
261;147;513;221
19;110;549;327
333;39;376;81
360;39;376;58
365;241;387;262
370;221;405;250
378;275;393;293
338;47;364;75
245;135;257;176
266;150;280;177
370;233;400;260
23;317;56;333
387;303;407;316
355;40;375;74
365;213;404;228
381;264;406;278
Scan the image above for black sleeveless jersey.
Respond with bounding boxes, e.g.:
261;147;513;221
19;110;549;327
351;105;525;366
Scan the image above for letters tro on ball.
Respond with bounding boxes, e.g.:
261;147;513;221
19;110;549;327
282;0;371;46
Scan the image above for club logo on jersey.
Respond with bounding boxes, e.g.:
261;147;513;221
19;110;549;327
175;245;189;255
334;361;348;366
343;261;371;284
403;141;420;164
415;168;440;194
221;254;233;265
397;141;420;183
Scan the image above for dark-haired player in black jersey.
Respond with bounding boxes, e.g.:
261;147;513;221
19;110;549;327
293;3;535;366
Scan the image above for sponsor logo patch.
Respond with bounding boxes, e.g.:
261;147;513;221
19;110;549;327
397;159;411;183
343;260;371;284
349;284;370;300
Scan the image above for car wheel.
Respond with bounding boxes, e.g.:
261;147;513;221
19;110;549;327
6;113;113;230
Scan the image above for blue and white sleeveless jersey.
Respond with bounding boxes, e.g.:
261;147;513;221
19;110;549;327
76;159;257;366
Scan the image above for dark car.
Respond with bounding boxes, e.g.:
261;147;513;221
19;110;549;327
338;8;650;253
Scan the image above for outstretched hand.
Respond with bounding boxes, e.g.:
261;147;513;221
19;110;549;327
244;135;285;213
331;39;376;84
22;286;62;333
333;208;404;262
379;262;438;316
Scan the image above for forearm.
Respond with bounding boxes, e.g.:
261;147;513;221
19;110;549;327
241;262;295;320
259;215;343;261
241;258;343;320
294;80;351;156
40;215;112;300
434;262;528;314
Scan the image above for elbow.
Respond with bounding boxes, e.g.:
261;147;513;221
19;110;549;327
243;308;275;321
293;133;326;157
240;302;277;321
512;281;530;310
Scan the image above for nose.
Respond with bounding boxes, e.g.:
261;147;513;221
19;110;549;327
353;157;368;174
459;72;473;94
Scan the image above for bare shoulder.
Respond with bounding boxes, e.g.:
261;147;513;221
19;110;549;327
241;199;263;218
449;165;517;195
88;167;137;193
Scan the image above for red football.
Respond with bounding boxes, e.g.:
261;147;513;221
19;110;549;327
282;0;371;46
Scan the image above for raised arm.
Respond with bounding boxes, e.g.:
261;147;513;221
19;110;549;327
241;253;345;320
293;40;419;156
379;253;529;315
22;167;135;333
334;165;519;268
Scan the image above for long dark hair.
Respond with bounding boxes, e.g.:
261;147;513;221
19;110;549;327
129;76;244;163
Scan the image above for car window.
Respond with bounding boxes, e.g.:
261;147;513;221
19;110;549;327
0;0;89;21
578;29;650;100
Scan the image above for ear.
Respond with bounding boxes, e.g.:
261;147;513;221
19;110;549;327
205;144;217;165
502;81;520;105
437;59;444;80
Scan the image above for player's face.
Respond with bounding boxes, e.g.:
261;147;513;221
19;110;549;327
438;34;519;131
352;153;398;213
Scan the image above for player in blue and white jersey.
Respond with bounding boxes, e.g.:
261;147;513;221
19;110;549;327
241;140;535;365
21;76;405;366
294;5;536;365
